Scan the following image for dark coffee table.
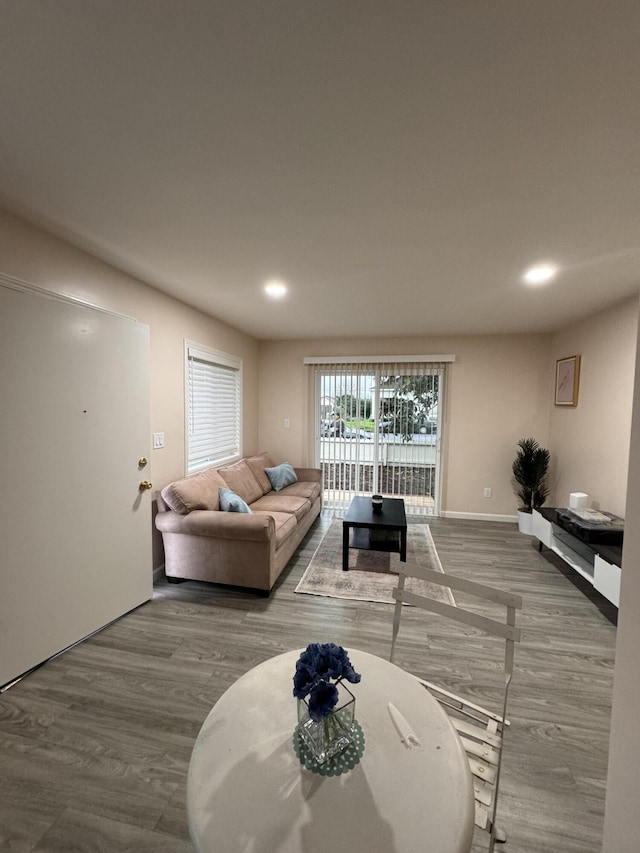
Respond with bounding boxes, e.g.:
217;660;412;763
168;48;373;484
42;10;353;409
342;496;407;571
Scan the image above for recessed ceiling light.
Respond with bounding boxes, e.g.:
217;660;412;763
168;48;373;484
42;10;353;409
522;264;558;285
264;279;288;298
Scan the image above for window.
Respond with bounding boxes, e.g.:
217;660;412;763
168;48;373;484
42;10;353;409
305;355;453;516
185;341;242;474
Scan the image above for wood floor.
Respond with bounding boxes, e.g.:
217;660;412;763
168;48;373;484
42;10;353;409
0;513;617;852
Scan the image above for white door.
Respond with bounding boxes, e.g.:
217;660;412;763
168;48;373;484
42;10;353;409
0;282;152;688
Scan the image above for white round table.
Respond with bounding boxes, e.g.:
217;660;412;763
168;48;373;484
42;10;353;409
187;649;475;853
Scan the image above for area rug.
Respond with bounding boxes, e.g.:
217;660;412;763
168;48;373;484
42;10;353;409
295;519;454;606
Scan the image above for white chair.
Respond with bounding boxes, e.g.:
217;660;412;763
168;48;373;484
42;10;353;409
389;564;522;852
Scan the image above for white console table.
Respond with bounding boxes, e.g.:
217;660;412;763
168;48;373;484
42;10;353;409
532;509;621;607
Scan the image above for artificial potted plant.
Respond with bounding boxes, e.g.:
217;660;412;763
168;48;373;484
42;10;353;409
512;437;550;534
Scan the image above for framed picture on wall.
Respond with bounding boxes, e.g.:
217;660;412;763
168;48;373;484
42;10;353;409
555;355;581;406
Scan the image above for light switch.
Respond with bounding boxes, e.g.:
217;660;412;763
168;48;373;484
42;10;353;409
153;432;165;449
284;418;291;428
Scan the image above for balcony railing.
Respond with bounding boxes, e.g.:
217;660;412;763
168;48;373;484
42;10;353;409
320;435;437;516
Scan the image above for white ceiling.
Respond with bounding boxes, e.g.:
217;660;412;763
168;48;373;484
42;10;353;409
1;1;639;341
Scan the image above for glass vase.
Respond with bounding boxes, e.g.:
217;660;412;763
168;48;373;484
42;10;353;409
297;682;356;764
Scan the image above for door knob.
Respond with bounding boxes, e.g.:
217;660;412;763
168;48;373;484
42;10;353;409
139;480;153;491
138;457;148;467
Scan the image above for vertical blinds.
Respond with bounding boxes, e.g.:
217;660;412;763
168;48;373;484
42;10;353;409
186;343;241;473
315;360;446;516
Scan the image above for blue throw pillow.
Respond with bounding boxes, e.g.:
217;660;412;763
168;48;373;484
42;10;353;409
219;487;252;513
265;462;298;492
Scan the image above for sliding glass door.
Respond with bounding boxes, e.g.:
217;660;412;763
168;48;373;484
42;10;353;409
314;360;444;517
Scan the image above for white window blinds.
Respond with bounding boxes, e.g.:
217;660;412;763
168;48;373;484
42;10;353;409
185;342;242;474
312;359;447;516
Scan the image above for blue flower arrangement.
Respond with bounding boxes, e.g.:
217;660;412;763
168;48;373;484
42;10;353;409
293;643;361;722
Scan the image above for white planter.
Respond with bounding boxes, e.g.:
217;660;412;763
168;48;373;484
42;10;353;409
517;510;533;535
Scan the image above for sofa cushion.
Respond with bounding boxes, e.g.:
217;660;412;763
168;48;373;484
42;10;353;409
252;510;297;546
246;452;276;495
265;462;298;492
219;487;252;513
217;459;263;505
278;481;322;502
161;467;227;514
251;494;311;522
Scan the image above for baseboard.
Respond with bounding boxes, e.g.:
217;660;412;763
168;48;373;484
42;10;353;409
153;564;165;584
441;511;518;523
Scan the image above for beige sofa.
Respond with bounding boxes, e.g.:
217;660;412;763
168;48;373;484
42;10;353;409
155;452;322;593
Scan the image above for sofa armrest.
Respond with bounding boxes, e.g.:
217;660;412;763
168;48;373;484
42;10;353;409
155;508;274;541
293;467;323;485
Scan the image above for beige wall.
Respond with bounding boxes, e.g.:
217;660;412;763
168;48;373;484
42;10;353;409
603;309;640;852
258;301;638;519
0;209;261;569
549;297;639;517
258;334;552;518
